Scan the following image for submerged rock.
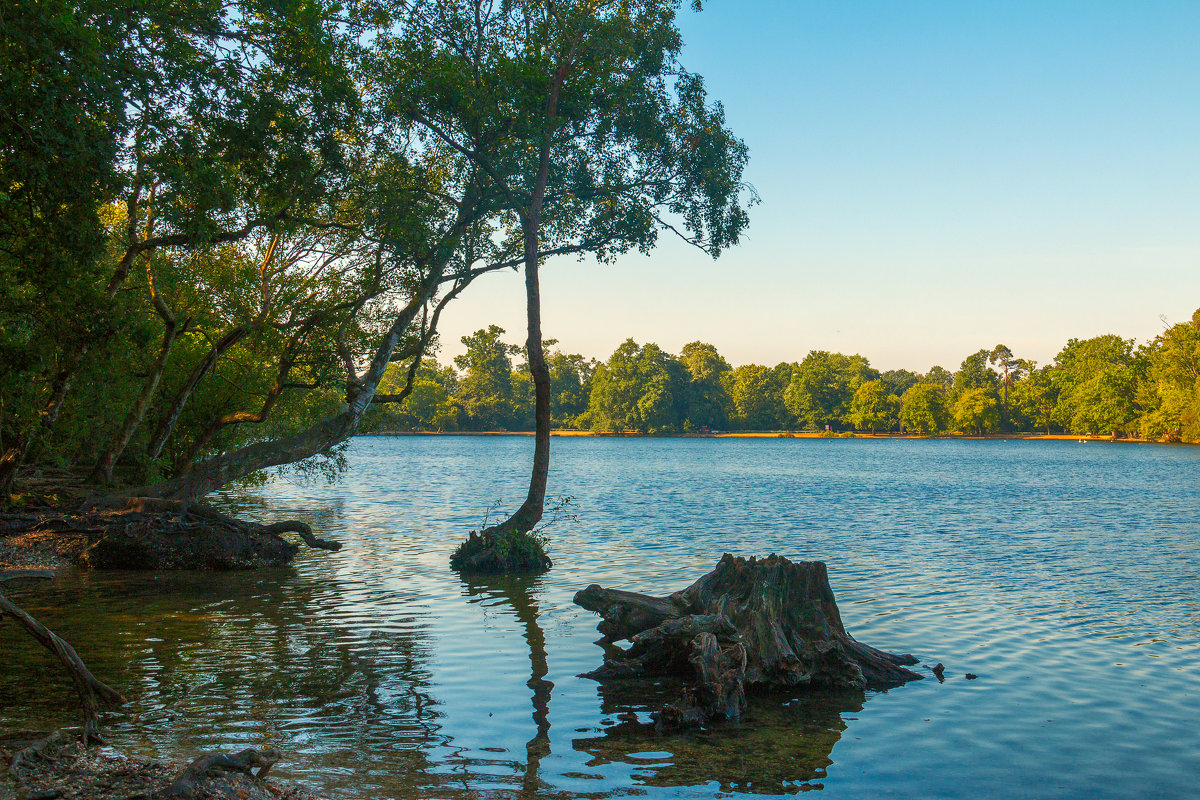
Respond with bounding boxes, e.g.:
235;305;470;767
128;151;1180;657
574;554;922;731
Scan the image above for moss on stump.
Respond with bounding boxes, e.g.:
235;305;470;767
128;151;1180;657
450;529;552;574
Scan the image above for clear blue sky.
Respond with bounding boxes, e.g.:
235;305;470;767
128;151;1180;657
438;0;1200;372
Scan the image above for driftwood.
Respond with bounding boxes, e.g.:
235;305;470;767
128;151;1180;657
0;581;125;743
162;747;281;798
575;554;922;731
1;497;340;570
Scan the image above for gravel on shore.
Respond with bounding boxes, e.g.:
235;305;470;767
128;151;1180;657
1;732;323;800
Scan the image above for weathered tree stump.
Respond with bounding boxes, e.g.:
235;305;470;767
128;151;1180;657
574;554;922;731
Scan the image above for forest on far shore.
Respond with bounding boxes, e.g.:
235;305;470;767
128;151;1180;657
365;309;1200;440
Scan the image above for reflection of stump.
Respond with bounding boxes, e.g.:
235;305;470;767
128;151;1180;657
574;554;921;731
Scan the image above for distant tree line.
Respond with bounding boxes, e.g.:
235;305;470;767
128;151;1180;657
365;308;1200;441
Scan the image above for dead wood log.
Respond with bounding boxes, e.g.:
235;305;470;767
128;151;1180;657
162;747;281;798
0;591;125;743
574;554;922;732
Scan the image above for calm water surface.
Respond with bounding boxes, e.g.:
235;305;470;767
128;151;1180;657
3;437;1200;798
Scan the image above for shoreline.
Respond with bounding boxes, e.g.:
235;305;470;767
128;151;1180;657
0;733;323;800
361;430;1197;445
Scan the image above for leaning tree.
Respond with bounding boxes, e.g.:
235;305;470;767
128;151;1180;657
0;0;369;495
0;0;551;504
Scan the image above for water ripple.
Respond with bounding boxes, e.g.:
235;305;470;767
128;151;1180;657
2;437;1199;798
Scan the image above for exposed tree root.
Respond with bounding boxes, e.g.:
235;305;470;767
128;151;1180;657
450;529;551;574
1;496;340;570
163;747;281;798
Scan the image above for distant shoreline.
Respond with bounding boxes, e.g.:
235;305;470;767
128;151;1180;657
360;430;1197;445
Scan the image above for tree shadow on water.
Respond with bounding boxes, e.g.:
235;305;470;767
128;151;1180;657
574;679;866;795
458;573;554;798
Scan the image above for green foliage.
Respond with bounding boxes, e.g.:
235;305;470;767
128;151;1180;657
455;326;522;430
726;364;791;431
784;351;878;430
952;387;1000;435
679;342;732;430
546;348;598;427
1137;310;1200;440
954;349;1000;395
585;340;687;433
339;313;1200;442
848;380;900;433
1011;365;1058;434
880;369;921;398
900;384;949;434
1050;335;1138;435
923;365;954;389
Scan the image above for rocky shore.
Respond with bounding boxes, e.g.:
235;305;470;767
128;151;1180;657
1;732;322;800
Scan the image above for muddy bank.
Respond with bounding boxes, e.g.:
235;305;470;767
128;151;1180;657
0;498;339;572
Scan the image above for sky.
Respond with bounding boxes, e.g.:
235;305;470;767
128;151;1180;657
435;0;1200;372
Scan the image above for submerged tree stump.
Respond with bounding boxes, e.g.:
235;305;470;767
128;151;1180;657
574;554;922;731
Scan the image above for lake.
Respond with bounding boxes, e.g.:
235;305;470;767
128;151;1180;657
3;436;1199;798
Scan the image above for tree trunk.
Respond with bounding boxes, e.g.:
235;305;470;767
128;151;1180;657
92;316;180;484
575;554;923;731
475;55;566;539
480;229;550;537
144;325;249;464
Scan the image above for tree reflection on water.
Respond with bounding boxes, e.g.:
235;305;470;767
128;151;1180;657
459;573;554;798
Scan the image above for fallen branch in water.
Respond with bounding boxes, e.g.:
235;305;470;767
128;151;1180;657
0;578;125;743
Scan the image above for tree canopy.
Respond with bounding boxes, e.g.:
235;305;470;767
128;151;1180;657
0;0;754;502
